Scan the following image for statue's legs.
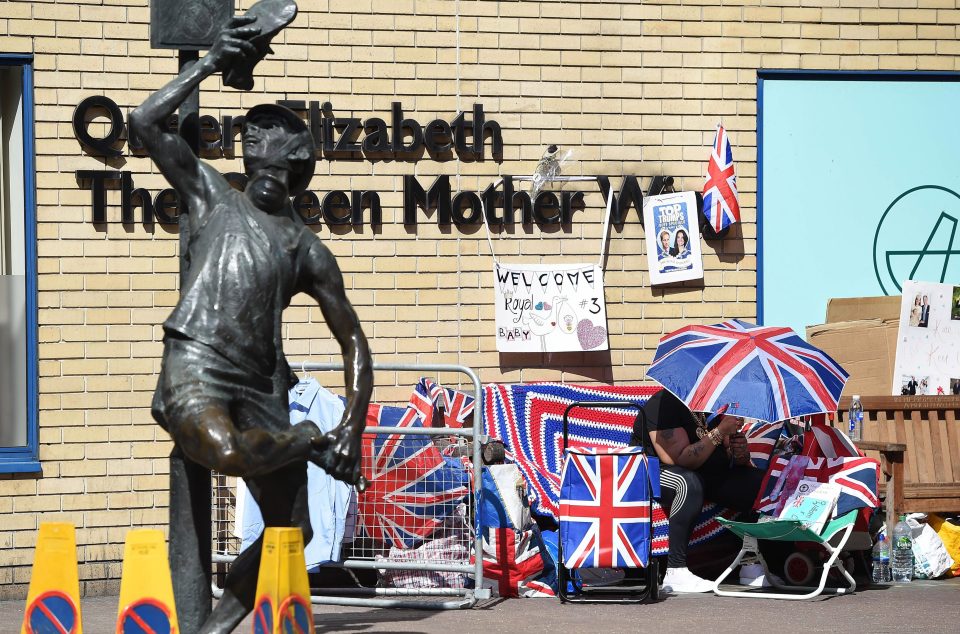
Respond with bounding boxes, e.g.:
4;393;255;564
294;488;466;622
169;446;212;633
200;463;311;634
155;338;319;632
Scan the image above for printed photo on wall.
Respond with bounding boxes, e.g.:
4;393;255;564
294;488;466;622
643;191;704;285
493;262;609;353
892;280;960;395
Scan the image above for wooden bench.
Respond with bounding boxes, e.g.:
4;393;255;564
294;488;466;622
837;395;960;523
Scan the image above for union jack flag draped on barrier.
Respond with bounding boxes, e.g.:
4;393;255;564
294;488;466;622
358;400;471;548
647;320;849;423
701;123;740;233
481;383;755;555
559;448;655;569
754;423;880;517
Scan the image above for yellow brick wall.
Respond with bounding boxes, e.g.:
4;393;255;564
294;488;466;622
2;0;959;597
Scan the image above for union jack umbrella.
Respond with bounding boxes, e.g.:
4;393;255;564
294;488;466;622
702;123;740;233
647;320;849;423
558;447;655;569
357;402;470;549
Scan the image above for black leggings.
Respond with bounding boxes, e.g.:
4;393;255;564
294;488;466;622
659;465;765;568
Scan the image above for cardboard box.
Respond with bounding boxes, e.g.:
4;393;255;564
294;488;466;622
806;319;899;396
825;295;901;323
807;295;902;396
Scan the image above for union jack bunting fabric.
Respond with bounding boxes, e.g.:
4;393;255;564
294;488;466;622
559;448;655;569
474;527;555;598
754;423;880;518
357;401;471;548
701;123;740;233
647;320;849;423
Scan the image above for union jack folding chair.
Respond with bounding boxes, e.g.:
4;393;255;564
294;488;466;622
557;401;660;603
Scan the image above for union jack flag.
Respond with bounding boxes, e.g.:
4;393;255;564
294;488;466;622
647;320;849;423
409;378;476;429
702;124;740;233
357;401;471;548
754;424;880;517
806;417;859;459
474;527;553;598
741;419;788;471
559;447;655;569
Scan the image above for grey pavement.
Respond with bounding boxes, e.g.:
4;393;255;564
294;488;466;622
4;578;959;634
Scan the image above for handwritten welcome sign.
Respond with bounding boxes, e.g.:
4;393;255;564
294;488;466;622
494;262;609;353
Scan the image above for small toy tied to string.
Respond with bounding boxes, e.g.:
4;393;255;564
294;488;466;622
529;144;573;198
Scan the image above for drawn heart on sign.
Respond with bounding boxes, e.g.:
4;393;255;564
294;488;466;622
577;319;607;350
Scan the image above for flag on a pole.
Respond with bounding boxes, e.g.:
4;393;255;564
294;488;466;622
702;124;740;233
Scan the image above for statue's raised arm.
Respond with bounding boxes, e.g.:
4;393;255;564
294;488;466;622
128;16;261;216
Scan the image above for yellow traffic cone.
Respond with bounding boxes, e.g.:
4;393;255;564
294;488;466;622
252;527;313;634
21;522;83;634
115;529;179;634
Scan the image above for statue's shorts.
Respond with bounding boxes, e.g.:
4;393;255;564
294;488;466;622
151;332;290;434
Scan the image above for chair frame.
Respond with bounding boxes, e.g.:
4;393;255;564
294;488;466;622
712;510;858;600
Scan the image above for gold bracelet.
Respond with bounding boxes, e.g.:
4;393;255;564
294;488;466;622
707;429;723;447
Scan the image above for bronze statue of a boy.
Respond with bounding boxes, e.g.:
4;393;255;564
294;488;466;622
129;12;372;633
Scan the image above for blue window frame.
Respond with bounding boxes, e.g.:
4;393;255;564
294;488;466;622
0;54;39;473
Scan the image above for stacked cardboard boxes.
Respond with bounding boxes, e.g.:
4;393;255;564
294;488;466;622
806;296;901;397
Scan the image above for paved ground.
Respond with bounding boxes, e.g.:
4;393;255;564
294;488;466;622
4;577;959;634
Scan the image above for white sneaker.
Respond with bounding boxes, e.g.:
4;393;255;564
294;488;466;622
662;567;714;593
739;562;785;587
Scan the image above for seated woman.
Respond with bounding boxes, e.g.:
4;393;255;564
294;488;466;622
631;389;772;593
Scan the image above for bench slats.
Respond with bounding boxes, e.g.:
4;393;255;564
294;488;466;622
947;409;960;485
901;410;920;483
837;396;960;514
931;411;953;483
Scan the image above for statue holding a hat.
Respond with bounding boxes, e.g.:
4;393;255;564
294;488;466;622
130;1;372;631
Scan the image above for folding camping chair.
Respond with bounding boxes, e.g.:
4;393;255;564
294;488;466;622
710;418;881;600
711;509;858;600
557;401;659;603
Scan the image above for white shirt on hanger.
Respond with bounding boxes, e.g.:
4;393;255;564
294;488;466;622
234;377;357;569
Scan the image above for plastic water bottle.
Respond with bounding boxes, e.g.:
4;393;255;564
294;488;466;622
891;515;913;582
847;395;863;442
871;535;891;584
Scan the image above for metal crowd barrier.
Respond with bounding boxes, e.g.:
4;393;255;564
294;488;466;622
211;361;488;609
